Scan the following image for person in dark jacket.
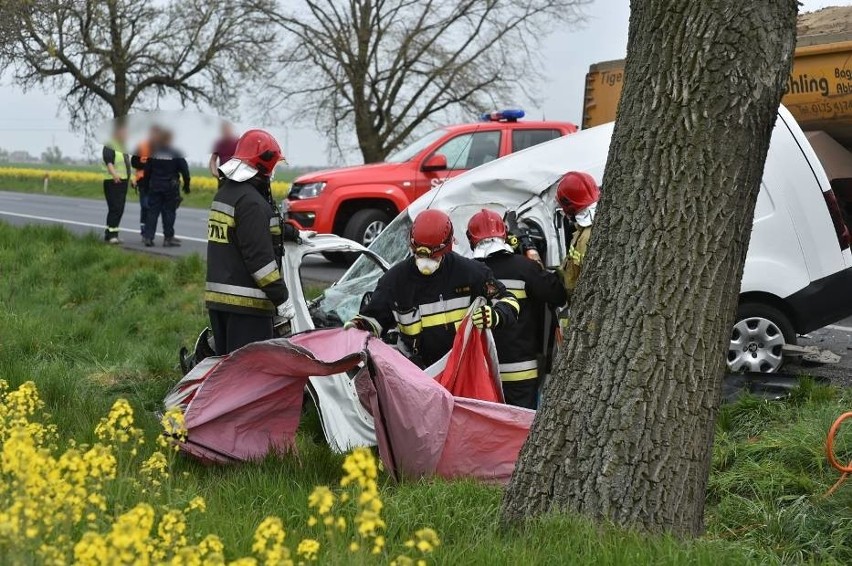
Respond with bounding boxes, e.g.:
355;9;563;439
101;123;132;244
205;129;300;355
345;209;520;369
133;129;190;247
467;209;566;409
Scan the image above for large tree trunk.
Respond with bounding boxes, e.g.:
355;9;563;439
501;0;797;537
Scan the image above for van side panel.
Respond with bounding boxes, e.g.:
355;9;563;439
777;111;850;278
740;182;810;299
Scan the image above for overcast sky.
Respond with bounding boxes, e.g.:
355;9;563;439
0;0;847;166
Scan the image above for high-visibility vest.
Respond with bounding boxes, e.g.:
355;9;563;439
102;140;128;179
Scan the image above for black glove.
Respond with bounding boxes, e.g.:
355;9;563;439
183;184;191;195
282;219;302;243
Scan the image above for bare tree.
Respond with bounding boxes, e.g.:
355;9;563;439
501;0;798;536
262;0;589;163
0;0;277;127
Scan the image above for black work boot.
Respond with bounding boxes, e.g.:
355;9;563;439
163;237;182;247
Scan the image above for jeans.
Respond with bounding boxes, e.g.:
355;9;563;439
138;186;149;235
144;189;178;240
103;179;128;240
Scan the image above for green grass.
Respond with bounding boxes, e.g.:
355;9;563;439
1;221;852;563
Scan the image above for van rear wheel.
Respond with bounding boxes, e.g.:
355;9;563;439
728;302;796;373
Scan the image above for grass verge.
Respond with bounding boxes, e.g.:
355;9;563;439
1;221;851;563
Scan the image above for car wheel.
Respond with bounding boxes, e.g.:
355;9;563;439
344;209;390;248
728;302;796;373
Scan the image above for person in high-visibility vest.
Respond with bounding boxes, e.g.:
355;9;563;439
132;125;161;239
101;123;133;244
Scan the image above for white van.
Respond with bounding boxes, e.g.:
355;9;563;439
311;105;852;374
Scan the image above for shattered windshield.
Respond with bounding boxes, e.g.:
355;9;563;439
312;214;413;323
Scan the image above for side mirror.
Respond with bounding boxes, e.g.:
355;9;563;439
421;154;448;172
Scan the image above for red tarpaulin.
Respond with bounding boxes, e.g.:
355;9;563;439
164;329;534;483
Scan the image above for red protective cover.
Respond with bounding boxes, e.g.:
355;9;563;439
435;318;503;403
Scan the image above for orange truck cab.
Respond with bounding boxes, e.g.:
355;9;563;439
283;110;576;261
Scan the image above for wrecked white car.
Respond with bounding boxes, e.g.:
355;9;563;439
182;106;850;451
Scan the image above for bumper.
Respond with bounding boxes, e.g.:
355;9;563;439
282;200;330;232
785;266;852;334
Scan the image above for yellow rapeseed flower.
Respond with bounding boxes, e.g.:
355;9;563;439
296;538;320;561
307;485;335;515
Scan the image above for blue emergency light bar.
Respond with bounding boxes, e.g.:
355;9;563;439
480;109;525;122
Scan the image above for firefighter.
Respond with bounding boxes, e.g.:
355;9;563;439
556;171;600;296
345;209;520;369
467;209;566;409
101;123;132;244
132;125;161;239
205;129;300;355
136;129;190;247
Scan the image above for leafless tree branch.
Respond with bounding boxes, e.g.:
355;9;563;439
257;0;590;162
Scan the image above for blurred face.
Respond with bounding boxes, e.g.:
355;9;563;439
222;122;234;139
114;126;127;144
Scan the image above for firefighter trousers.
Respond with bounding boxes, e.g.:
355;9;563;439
208;309;274;355
502;378;539;410
103;179;128;240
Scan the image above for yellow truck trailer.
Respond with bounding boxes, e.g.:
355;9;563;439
583;30;852;213
582;33;852;150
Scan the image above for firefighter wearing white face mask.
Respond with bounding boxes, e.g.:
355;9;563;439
557;171;600;297
345;209;519;369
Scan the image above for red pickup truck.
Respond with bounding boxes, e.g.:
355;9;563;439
284;110;577;261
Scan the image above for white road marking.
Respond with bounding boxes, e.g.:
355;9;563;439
826;324;852;332
0;209;206;243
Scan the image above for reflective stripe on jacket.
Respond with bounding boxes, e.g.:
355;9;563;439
205;178;287;316
560;225;592;295
484;252;566;381
355;252;519;369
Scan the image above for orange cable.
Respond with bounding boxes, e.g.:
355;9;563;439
824;411;852;497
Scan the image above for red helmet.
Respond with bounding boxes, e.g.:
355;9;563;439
232;129;283;177
410;209;454;258
556;171;600;214
466;209;507;248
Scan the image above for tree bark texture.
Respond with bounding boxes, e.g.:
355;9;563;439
502;0;797;536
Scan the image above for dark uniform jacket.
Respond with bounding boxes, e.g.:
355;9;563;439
482;252;566;381
133;146;190;193
355;252;520;368
205;177;288;316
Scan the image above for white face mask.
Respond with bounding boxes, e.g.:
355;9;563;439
415;257;442;275
574;202;597;227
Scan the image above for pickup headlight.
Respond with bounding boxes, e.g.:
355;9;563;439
291;182;326;199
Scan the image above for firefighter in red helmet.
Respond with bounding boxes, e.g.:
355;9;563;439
556;171;600;296
205;129;301;355
346;209;520;369
467;209;566;408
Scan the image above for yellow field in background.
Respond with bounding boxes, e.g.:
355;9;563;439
0;167;291;197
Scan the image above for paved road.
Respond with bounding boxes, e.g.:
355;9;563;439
0;190;346;283
1;190;851;384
